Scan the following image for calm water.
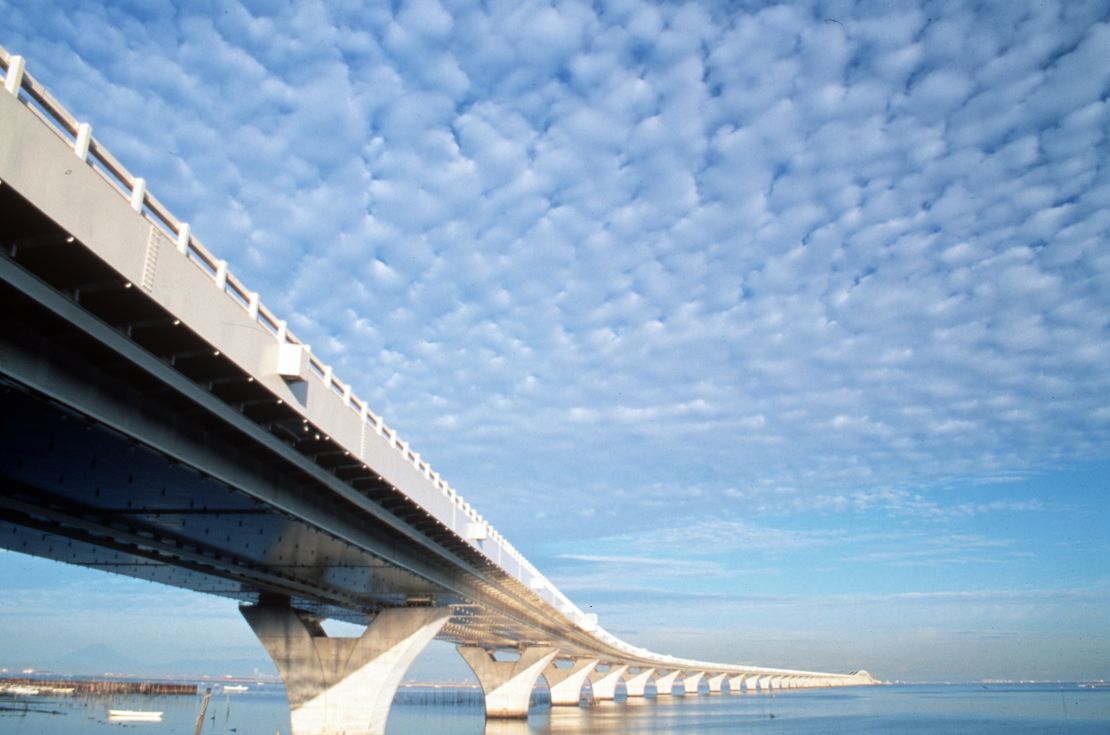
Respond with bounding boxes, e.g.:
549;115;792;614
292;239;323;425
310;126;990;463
1;683;1107;734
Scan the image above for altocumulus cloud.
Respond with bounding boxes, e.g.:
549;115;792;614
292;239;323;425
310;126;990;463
2;1;1108;538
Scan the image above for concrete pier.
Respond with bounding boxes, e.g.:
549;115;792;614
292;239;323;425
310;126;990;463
654;670;681;696
545;658;597;706
588;664;629;701
458;645;558;718
683;671;706;695
624;668;655;697
241;603;449;735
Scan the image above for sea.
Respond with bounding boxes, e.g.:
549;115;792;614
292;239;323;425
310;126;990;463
1;682;1107;734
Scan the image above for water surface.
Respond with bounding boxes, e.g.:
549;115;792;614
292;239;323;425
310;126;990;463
1;683;1106;734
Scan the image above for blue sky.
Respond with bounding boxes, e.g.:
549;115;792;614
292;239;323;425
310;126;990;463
1;0;1108;682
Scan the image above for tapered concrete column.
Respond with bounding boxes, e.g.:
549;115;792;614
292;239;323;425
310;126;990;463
457;645;558;718
707;673;727;693
588;664;629;700
654;670;681;696
728;674;748;693
683;671;706;695
758;675;772;690
545;658;598;706
769;676;782;690
624;668;655;697
241;604;450;735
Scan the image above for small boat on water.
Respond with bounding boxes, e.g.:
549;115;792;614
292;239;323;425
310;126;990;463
108;709;164;722
222;684;249;692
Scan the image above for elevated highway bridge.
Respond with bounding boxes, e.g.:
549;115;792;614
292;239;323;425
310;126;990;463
0;48;874;734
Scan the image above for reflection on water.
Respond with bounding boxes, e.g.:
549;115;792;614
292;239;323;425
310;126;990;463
482;717;532;735
1;684;1108;734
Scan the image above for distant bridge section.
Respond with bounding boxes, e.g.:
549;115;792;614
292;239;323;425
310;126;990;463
0;48;875;735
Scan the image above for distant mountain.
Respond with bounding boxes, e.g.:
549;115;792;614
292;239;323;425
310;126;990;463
44;643;136;675
31;645;276;680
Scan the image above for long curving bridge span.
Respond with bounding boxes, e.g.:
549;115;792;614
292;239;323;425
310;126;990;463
0;48;875;735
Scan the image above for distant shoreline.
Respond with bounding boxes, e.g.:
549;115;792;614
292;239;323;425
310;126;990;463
0;677;196;696
1;673;481;691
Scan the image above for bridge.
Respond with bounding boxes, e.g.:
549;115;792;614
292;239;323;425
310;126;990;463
0;48;875;734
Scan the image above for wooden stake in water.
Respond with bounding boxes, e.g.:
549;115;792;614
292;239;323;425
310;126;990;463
194;687;212;735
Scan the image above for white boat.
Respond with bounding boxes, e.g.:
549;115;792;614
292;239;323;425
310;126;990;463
222;684;249;692
108;709;164;722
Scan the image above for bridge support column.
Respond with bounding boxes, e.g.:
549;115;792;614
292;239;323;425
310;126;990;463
544;658;598;706
624;668;655;697
457;645;558;718
588;664;629;701
758;675;772;691
728;674;748;693
654;670;681;696
683;671;706;695
241;603;450;735
707;673;727;693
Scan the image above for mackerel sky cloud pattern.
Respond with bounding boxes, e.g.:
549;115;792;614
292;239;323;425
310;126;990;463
1;0;1108;679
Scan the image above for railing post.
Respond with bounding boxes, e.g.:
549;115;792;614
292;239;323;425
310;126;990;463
176;222;190;253
129;177;145;212
215;259;228;290
3;55;25;95
74;122;92;161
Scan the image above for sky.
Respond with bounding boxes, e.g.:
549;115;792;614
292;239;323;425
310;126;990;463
1;0;1108;683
